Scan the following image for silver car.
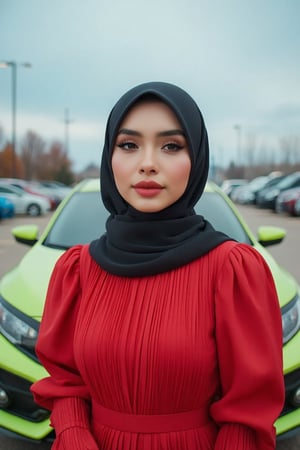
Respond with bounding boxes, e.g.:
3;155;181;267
0;182;50;216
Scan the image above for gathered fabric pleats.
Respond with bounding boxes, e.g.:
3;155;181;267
32;242;284;450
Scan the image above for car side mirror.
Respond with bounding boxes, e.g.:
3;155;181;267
257;226;286;247
11;225;39;246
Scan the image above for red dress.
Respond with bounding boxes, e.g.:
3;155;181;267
31;241;284;450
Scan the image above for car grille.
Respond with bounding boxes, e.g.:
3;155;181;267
281;368;300;416
0;368;49;422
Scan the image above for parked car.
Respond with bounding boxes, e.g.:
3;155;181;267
275;187;300;216
0;183;50;216
231;176;269;204
255;175;286;205
0;179;299;442
0;196;15;220
220;178;248;198
0;178;54;210
38;180;72;201
256;172;300;210
27;181;62;210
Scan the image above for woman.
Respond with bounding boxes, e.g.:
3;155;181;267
31;82;284;450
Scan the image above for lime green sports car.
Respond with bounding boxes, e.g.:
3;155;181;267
0;179;300;442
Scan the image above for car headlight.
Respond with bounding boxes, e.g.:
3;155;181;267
282;294;300;344
0;297;39;355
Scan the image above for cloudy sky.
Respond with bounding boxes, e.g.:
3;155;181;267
0;0;299;171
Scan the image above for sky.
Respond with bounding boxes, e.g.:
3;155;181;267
0;0;299;172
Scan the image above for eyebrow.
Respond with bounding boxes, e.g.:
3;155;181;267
117;128;185;138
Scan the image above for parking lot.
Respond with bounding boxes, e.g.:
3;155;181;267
0;206;299;449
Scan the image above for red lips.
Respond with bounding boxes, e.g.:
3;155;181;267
133;181;163;197
133;181;163;189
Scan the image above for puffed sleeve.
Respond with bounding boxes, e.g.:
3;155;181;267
30;245;99;450
210;243;284;450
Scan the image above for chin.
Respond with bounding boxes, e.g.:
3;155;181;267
136;207;164;213
133;203;166;213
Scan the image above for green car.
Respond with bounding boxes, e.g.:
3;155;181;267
0;178;299;442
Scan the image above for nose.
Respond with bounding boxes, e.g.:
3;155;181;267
139;148;158;175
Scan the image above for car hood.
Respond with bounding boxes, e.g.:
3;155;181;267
0;244;64;318
0;242;298;319
253;244;299;307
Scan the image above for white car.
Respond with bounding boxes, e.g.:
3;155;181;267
0;183;50;216
220;179;248;198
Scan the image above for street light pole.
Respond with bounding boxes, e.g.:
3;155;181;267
64;107;74;156
0;61;32;177
11;62;17;178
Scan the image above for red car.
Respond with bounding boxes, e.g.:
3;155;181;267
275;187;300;216
0;178;56;210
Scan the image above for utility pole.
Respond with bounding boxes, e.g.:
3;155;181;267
64;108;74;156
233;124;242;166
0;61;32;177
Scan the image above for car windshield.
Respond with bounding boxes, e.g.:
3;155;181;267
0;183;23;195
43;191;251;249
276;173;300;189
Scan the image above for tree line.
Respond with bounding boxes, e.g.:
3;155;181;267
1;125;299;185
220;133;300;181
0;128;74;184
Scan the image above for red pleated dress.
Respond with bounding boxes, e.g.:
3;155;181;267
31;241;284;450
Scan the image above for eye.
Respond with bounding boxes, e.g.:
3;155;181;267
162;142;184;152
116;141;138;150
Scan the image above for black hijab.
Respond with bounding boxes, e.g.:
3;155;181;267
89;82;230;277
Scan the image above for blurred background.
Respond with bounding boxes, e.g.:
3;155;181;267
0;3;300;448
0;0;299;186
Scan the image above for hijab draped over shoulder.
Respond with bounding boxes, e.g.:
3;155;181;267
89;82;230;277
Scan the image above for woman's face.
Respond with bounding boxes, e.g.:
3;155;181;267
112;100;191;213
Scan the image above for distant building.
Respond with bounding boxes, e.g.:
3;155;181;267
77;163;100;181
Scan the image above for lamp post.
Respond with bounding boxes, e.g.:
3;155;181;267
0;61;32;177
64;108;74;156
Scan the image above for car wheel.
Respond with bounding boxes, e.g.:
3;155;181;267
27;203;41;216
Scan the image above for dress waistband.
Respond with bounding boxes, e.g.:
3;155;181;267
92;402;209;433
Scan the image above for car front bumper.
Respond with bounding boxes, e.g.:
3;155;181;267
1;328;300;442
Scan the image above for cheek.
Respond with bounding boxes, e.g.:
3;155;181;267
172;158;191;189
111;152;127;185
